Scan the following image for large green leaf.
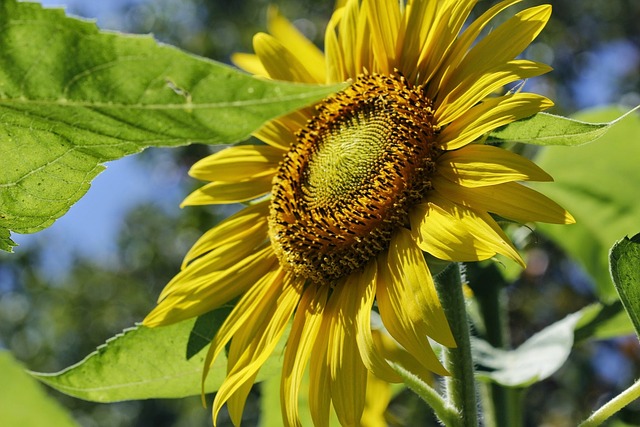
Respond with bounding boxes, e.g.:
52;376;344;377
486;107;638;146
533;108;640;302
30;308;285;402
610;233;640;339
473;311;584;387
0;0;343;251
0;351;77;427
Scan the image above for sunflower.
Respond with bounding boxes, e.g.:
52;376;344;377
144;0;574;425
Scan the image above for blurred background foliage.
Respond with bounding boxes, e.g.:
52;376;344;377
0;0;638;426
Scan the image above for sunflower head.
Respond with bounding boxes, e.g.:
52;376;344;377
144;1;575;426
269;72;440;284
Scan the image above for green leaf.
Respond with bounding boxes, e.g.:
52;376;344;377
0;227;16;252
533;107;640;301
574;302;635;342
261;365;336;426
610;233;640;339
185;305;233;360
473;311;583;387
30;309;286;402
486;106;639;146
0;351;78;427
0;0;343;251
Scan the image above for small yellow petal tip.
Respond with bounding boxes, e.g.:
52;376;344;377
564;211;576;224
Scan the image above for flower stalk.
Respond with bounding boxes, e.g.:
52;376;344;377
435;263;479;426
579;378;640;427
468;262;523;427
391;362;459;426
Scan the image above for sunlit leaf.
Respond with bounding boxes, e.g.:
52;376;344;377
533;107;640;302
0;351;77;427
30;309;286;402
487;106;638;146
0;0;343;251
473;311;583;387
0;228;16;252
610;233;640;339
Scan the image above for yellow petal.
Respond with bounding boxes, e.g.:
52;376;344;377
376;228;453;375
433;175;575;224
281;285;329;427
326;276;368;427
435;60;552;126
360;371;391;427
254;112;309;151
231;52;269;77
202;268;287;424
437;93;553;150
309;312;332;427
431;0;522;94
324;7;347;83
439;4;551;100
399;0;437;81
267;6;326;83
180;175;272;206
352;259;402;383
188;145;283;182
364;0;401;74
414;0;478;86
201;268;286;394
372;325;434;386
223;275;301;425
409;194;525;266
338;0;371;76
163;230;268;301
212;274;301;424
143;246;277;326
436;144;552;187
253;32;318;83
181;200;269;268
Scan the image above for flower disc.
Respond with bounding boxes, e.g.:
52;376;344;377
269;73;440;284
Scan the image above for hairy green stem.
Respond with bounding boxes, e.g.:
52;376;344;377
435;263;479;426
469;263;523;427
391;362;459;426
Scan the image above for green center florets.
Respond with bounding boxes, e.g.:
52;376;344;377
303;105;393;209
